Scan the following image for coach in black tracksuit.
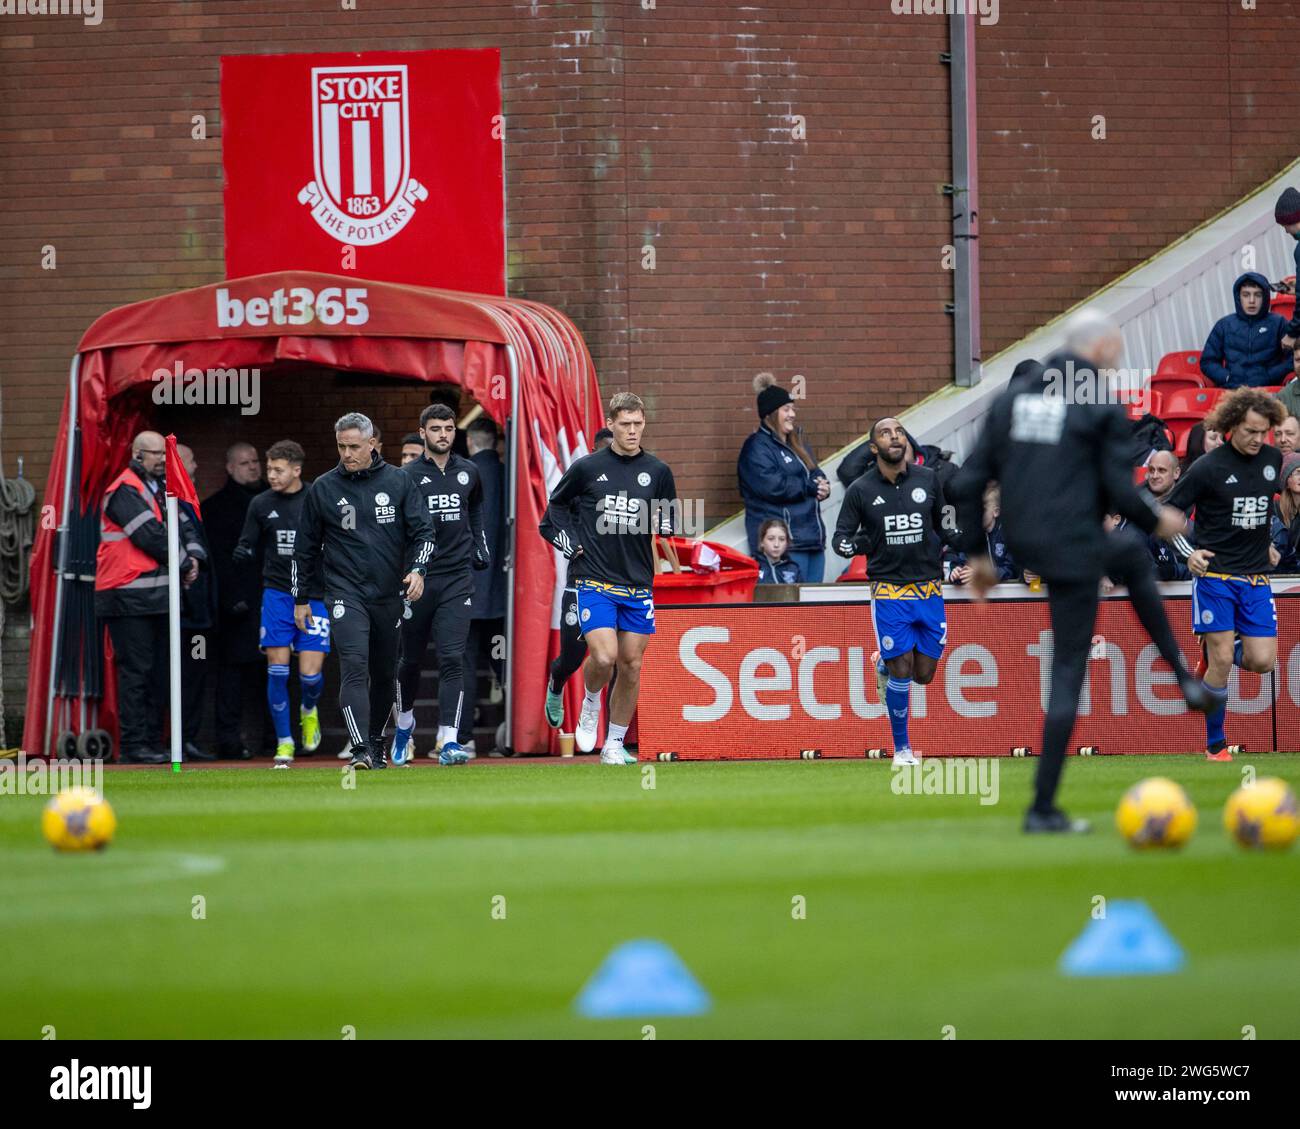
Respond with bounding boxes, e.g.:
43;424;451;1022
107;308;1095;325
292;415;434;768
395;404;490;760
950;323;1218;833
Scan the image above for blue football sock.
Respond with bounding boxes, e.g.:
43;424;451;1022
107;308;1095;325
885;678;912;753
299;670;324;712
267;664;291;741
1232;638;1243;669
1203;678;1227;748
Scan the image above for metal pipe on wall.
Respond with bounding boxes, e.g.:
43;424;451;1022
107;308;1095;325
949;12;982;388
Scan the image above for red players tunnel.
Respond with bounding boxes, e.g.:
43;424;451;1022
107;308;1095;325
24;270;603;760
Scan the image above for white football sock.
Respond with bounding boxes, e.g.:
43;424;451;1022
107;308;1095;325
583;688;602;709
437;725;457;746
606;722;628;746
396;709;415;730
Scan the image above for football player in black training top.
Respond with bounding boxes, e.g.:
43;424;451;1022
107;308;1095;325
1164;387;1285;761
391;403;490;766
541;394;678;764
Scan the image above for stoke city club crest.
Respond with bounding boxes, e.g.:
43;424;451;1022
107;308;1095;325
297;65;427;246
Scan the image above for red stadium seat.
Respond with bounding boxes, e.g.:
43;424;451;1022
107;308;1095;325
1114;386;1161;421
1271;293;1295;323
1155;350;1206;379
1150;371;1206;398
1161;386;1223;420
836;554;868;582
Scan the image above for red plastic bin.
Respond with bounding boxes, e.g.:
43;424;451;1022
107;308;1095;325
652;536;759;604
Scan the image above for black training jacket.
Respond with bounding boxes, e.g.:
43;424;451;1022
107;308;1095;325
948;354;1161;582
291;451;435;604
401;452;488;577
540;446;678;589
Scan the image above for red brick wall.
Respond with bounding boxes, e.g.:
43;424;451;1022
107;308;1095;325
2;0;1299;533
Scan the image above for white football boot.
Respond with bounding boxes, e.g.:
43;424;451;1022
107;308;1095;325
575;698;600;753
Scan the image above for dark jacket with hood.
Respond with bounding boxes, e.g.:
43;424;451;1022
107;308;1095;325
1199;272;1292;388
737;424;827;554
202;474;267;664
756;553;803;585
949;354;1162;582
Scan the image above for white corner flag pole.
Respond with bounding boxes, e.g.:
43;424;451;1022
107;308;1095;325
165;493;182;774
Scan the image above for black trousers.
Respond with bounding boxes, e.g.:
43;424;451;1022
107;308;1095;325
180;633;207;744
106;614;169;754
1034;528;1190;814
459;615;505;743
333;597;403;749
396;571;473;735
214;659;271;753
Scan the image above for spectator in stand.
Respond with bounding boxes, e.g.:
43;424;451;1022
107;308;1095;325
738;374;829;581
1273;187;1300;349
1107;450;1190;582
1198;273;1292;390
1183;423;1223;472
947;484;1016;585
1123;450;1191;581
400;433;423;466
1274;414;1299;456
1272;452;1300;572
755;518;803;585
1275;344;1300;418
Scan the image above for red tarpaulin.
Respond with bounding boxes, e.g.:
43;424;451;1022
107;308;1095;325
24;270;603;758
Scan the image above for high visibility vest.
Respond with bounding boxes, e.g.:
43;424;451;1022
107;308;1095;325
95;467;168;593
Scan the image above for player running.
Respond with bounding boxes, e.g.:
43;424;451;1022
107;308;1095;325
543;428;615;730
1164;388;1285;761
540;395;677;764
833;417;959;765
950;311;1221;833
391;404;491;767
233;440;328;768
292;413;434;770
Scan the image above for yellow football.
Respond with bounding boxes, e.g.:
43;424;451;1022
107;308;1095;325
1115;777;1197;849
1223;777;1298;850
41;787;117;852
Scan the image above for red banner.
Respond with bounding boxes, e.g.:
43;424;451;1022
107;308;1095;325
639;593;1300;758
221;50;504;292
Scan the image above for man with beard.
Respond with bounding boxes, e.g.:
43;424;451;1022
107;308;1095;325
391;404;489;765
832;417;959;765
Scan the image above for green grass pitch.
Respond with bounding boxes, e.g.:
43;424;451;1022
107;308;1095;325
2;754;1298;1040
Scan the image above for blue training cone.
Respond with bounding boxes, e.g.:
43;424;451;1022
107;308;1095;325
574;939;712;1018
1059;899;1185;977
